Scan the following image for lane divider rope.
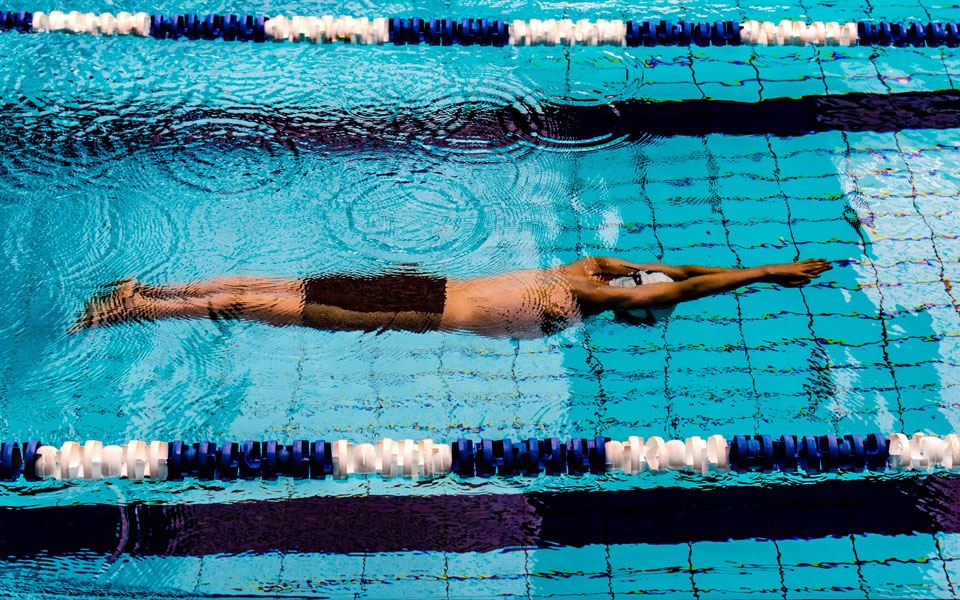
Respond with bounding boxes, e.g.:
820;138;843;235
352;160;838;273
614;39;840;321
0;432;956;482
3;12;958;47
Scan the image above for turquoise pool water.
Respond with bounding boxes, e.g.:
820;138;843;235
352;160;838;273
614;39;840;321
3;0;960;594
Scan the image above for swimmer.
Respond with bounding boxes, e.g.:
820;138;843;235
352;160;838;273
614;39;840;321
71;257;832;338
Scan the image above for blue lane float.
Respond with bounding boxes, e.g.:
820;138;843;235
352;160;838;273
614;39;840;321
4;11;960;47
0;432;954;482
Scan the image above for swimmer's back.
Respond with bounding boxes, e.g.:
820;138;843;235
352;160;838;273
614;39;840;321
441;266;592;338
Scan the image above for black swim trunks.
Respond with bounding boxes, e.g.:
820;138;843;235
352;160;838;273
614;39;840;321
301;273;447;332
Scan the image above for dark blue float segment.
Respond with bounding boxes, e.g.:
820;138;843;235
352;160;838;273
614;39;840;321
589;436;607;473
167;441;189;480
452;438;476;477
165;440;334;480
424;18;455;45
712;20;740;45
625;20;640;45
221;14;237;41
776;434;799;471
799;435;823;473
183;14;199;38
219;441;240;480
729;434;885;474
855;21;960;46
147;13;262;41
391;17;509;46
864;433;888;470
475;439;495;476
729;435;774;472
543;437;565;475
0;442;24;481
656;20;675;45
566;438;589;474
693;21;712;46
890;21;909;46
945;22;960;46
262;440;294;479
21;441;42;481
200;13;221;39
818;434;842;472
499;439;516;475
291;440;311;479
197;441;218;480
260;441;280;479
0;10;31;32
908;22;926;46
311;440;333;479
470;436;607;477
239;440;261;479
625;19;738;46
519;438;542;475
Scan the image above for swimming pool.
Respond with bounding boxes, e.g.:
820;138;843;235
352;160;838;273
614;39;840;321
2;0;960;593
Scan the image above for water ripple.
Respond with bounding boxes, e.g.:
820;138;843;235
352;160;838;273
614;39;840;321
318;149;503;268
146;111;305;196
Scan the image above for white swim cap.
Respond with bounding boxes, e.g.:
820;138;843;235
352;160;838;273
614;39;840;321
608;270;676;322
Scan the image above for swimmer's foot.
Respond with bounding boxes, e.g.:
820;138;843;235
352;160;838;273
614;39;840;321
103;278;169;298
69;279;144;332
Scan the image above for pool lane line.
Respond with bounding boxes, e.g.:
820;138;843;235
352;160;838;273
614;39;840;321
0;432;955;482
0;472;957;555
7;13;960;48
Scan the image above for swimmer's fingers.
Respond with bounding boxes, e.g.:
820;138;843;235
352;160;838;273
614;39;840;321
803;261;832;275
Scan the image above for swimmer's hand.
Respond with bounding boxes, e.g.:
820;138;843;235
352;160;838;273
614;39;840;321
761;259;833;288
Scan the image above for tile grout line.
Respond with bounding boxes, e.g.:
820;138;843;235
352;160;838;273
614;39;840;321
900;5;960;582
842;2;902;596
632;126;673;438
934;532;957;596
786;28;852;434
563;58;610;441
700;111;762;435
739;2;793;592
566;26;615;598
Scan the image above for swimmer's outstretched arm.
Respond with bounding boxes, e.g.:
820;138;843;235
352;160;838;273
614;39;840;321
585;259;833;311
630;262;739;281
579;256;741;281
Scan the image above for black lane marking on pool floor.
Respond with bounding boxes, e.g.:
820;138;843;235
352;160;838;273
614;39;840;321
2;90;959;154
1;473;957;556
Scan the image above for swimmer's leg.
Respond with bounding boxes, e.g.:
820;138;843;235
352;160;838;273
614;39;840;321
133;277;303;298
71;291;305;331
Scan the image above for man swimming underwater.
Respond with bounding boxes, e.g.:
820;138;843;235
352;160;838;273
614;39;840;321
72;257;832;338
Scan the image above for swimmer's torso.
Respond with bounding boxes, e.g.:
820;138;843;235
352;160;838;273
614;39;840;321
441;265;602;338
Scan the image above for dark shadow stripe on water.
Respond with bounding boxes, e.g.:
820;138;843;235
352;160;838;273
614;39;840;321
533;89;960;139
2;89;959;159
1;472;958;555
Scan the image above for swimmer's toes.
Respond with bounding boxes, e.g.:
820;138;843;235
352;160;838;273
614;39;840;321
69;294;107;333
67;314;93;334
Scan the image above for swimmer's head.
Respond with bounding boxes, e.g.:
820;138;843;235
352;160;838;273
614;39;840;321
609;270;676;324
